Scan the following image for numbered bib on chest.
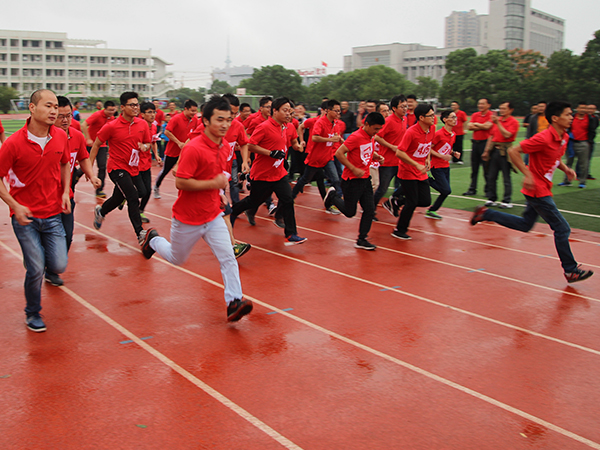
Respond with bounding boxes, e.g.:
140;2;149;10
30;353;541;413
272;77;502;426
129;149;140;167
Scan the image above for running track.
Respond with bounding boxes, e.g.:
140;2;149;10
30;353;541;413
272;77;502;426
1;165;599;450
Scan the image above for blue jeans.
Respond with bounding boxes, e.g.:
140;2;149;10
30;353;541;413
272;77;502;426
483;195;577;272
12;214;68;316
428;167;451;211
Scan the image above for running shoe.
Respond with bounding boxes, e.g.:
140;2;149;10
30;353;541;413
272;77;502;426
140;228;159;259
462;190;476;196
93;205;104;230
557;181;571;187
323;187;337;209
484;200;498;207
355;238;376;250
95;191;106;199
564;266;594;283
326;206;341;215
268;204;278;216
118;200;126;210
285;235;307;246
470;205;487;226
382;199;395;217
153;187;161;199
227;298;253;322
578;184;587;189
273;218;285;229
499;202;513;209
140;212;150;223
245;211;256;226
391;230;411;240
233;243;251;259
44;273;64;287
425;210;442;220
25;314;46;332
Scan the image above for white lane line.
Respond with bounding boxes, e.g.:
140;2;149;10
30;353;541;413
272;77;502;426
8;228;599;450
0;240;303;450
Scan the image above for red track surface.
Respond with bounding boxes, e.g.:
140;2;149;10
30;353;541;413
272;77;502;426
1;164;599;450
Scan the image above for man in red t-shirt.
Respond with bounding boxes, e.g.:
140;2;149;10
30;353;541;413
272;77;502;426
89;92;152;244
153;99;198;198
450;101;468;163
561;101;591;188
0;118;6;144
481;101;519;207
472;101;593;283
245;96;272;136
405;95;418;129
43;96;101;287
231;97;307;246
139;102;162;223
392;104;436;240
0;89;71;332
81;100;117;198
464;98;493;196
141;95;252;322
324;112;385;250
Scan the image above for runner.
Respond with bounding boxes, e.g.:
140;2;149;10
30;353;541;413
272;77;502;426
391;104;436;240
0;89;71;332
324;112;385;250
139;102;163;223
140;95;252;322
426;110;460;220
89;92;152;245
153;99;198;199
471;101;593;283
231;97;307;246
463;98;493;196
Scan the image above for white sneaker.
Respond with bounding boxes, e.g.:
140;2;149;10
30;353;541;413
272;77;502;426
499;202;513;209
484;200;498;207
153;187;161;199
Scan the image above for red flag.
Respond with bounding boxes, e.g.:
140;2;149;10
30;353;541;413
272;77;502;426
321;61;328;67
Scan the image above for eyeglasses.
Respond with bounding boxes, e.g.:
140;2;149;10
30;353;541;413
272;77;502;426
125;103;140;108
57;114;72;120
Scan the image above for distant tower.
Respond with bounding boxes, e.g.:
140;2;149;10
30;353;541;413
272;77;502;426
225;36;231;70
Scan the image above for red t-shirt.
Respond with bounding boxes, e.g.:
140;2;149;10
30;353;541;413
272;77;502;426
431;127;456;169
306;116;338;168
242;111;260;130
285;122;298;149
452;110;468;136
246;113;269;136
0;120;70;218
377;113;406;167
398;123;435;181
172;132;229;226
470;111;493;140
165;113;198;158
249;117;288;182
571;115;589;141
520;127;569;198
301;117;319;154
154;109;165;128
406;112;417;128
70;119;81;131
139;123;158;172
97;116;151;177
85;109;115;145
0;118;4;134
490;116;519;143
332;120;346;154
341;128;375;181
189;119;248;175
67;128;90;198
234;115;245;124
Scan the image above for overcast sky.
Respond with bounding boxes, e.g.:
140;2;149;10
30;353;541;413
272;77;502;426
2;0;597;88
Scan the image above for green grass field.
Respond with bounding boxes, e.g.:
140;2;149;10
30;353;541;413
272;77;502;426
2;118;598;232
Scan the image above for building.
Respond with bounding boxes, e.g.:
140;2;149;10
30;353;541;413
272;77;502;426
0;30;174;98
445;10;481;48
446;0;564;58
211;65;254;87
343;43;489;84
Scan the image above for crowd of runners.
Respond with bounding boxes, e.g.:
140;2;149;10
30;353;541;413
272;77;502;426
0;89;595;332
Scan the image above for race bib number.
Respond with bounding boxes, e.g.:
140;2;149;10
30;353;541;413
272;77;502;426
129;149;140;167
326;133;334;147
70;151;78;174
544;160;560;181
360;143;374;166
413;142;431;158
228;141;236;162
438;142;452;155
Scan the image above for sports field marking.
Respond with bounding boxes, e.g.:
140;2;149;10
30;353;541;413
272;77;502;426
4;232;599;449
0;240;305;450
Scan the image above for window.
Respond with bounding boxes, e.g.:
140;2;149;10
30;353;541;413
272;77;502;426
11;54;18;62
0;53;6;61
11;68;19;76
0;39;6;46
10;39;19;47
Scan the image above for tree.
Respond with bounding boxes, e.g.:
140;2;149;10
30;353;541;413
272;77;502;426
0;86;20;114
239;65;307;101
574;30;600;106
209;80;234;95
415;77;439;100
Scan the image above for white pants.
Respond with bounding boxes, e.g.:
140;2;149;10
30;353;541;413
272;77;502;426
150;215;243;303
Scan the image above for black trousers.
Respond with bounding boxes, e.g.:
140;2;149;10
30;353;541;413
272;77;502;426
468;139;490;195
155;155;178;189
231;175;297;237
331;177;375;240
102;169;144;236
452;134;464;162
395;179;431;233
139;169;152;212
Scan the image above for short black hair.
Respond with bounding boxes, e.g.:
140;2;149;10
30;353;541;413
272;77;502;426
537;100;547;105
414;103;433;120
184;99;198;109
104;100;116;108
440;110;452;123
259;96;273;107
479;98;491;105
119;92;138;106
364;112;385;126
500;101;514;110
271;97;291;114
390;95;407;109
326;99;340;110
239;102;251;112
406;94;417;101
578;101;587;106
320;100;329;111
140;102;156;113
545;101;571;123
451;100;459;105
222;93;240;107
202;95;232;123
366;99;378;105
57;96;71;109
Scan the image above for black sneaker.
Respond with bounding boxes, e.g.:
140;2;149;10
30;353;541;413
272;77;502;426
391;230;411;240
140;228;159;259
227;298;253;322
245;211;256;226
273;218;285;229
25;314;46;332
355;238;376;250
564;266;594;283
463;190;477;196
382;199;394;217
470;205;487;226
44;272;64;287
323;187;337;210
233;242;251;259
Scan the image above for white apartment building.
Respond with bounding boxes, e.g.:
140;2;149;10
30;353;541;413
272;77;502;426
0;30;174;98
445;10;481;48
